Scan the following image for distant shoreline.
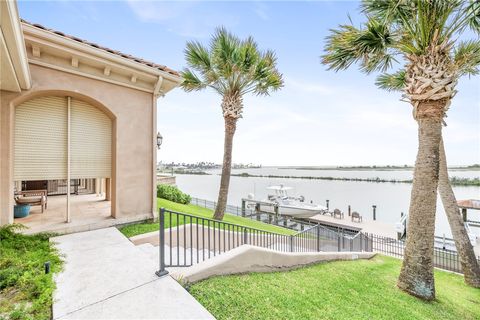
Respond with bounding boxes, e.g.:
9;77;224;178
230;173;480;186
276;165;480;171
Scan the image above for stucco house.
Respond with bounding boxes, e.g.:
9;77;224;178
0;1;182;233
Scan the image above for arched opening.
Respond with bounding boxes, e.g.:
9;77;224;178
13;94;115;229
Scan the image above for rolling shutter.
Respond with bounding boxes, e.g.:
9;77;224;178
70;99;112;179
14;96;112;181
14;96;67;180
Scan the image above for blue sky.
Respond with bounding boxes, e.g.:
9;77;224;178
18;1;480;166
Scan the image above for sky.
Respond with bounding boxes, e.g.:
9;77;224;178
18;0;480;166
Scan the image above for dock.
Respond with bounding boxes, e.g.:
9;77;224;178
240;198;480;256
307;213;398;238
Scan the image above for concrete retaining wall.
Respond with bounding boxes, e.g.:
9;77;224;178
170;245;376;284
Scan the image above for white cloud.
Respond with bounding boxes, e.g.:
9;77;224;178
253;2;269;21
126;0;239;38
285;77;337;95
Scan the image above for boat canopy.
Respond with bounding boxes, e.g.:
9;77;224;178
267;185;293;191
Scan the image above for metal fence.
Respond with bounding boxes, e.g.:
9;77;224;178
367;233;480;274
156;208;372;275
155;207;479;277
190;197;316;232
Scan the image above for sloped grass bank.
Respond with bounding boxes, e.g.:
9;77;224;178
0;225;62;320
119;198;295;238
189;255;480;320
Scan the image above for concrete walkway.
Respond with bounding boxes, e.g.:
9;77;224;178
51;228;214;319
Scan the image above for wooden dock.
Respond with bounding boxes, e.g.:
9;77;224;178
308;214;399;238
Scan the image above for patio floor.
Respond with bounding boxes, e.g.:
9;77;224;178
15;194;113;234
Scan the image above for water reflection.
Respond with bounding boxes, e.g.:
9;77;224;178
175;168;480;238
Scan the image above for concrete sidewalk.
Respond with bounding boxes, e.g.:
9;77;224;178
51;228;214;319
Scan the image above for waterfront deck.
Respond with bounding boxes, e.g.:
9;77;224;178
308;213;398;238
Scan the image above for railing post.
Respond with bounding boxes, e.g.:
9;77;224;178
316;225;320;252
241;200;246;217
360;232;363;251
155;208;168;277
243;228;248;245
289;235;294;252
337;232;341;251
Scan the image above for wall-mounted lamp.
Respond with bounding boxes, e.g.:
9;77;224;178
157;132;163;149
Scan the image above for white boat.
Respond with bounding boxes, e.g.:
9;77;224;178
250;185;327;218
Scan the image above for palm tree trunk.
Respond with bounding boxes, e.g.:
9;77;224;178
213;117;237;220
398;102;443;300
438;138;480;287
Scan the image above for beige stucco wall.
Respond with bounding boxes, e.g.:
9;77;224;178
0;63;156;225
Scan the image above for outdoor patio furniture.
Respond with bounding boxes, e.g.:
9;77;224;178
351;211;362;222
14;204;31;218
333;208;344;219
15;190;47;213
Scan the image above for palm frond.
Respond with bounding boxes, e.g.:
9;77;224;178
180;68;207;92
322;18;395;74
454;40;480;76
181;27;283;97
375;70;406;91
467;0;480;34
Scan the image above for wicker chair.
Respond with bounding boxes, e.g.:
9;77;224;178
15;190;48;213
333;208;344;219
351;211;362;222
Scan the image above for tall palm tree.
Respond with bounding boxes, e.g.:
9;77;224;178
438;138;480;287
181;27;283;220
322;0;480;299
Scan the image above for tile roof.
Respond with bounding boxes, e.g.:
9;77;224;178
21;19;180;76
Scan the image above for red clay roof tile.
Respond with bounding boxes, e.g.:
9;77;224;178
21;19;180;76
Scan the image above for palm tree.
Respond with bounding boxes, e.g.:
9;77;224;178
181;27;283;220
322;0;480;299
438;138;480;287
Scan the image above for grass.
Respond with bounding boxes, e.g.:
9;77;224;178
119;198;296;238
0;225;62;320
189;255;480;320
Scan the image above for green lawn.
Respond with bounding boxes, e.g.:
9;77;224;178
0;225;62;320
189;255;480;320
119;198;295;238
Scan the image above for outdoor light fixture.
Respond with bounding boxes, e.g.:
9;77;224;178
156;132;163;149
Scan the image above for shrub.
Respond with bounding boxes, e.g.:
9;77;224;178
0;224;62;319
157;185;191;204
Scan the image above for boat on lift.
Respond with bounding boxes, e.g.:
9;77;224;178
248;185;327;218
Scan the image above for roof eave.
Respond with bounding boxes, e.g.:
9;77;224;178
21;22;182;85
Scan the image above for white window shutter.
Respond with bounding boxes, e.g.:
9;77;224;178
14;96;68;180
70;99;112;179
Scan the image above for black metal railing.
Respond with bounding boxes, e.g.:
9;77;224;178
155;207;479;277
156;208;372;276
190;197;316;232
367;233;480;274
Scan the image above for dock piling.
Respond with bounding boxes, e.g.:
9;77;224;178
372;205;377;221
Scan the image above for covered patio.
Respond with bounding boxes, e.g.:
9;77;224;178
0;5;182;232
15;193;111;234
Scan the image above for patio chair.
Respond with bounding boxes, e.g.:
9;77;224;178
15;190;48;213
333;208;344;219
351;211;362;222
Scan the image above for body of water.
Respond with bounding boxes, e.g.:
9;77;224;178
175;167;480;238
